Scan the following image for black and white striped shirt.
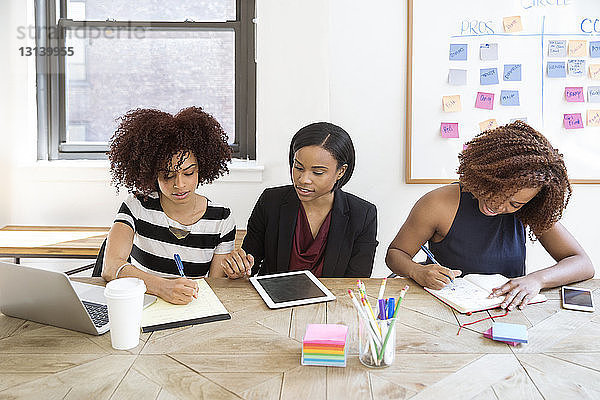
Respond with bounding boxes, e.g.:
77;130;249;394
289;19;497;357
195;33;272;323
114;193;235;277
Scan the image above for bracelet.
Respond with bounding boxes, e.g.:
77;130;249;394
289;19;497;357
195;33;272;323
115;262;133;278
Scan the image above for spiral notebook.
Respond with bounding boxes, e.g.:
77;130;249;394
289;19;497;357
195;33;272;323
140;279;230;332
424;274;546;314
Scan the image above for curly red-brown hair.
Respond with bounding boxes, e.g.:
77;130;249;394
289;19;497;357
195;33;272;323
108;107;232;195
458;121;571;238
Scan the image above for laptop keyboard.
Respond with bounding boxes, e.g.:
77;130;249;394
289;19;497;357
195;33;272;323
82;301;109;328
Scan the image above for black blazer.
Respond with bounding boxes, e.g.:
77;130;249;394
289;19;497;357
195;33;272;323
242;185;378;277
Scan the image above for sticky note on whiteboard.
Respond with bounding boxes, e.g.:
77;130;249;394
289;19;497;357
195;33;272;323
475;92;494;110
448;69;467;85
590;41;600;58
500;90;520;106
480;43;498;61
589;64;600;80
568;40;587;57
565;87;584;102
548;40;567;57
503;16;523;33
587;110;600;127
588;86;600;102
547;62;566;78
503;64;522;81
442;95;462;112
568;59;585;76
563;113;584;129
479;119;498;132
449;44;468;60
441;122;459;138
480;68;499;85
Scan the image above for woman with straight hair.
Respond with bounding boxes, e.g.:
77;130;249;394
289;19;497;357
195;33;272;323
222;122;378;278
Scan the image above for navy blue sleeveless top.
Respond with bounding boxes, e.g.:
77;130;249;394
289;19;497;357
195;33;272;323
428;186;526;278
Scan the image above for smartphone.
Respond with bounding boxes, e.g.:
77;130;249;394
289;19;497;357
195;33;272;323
561;286;595;312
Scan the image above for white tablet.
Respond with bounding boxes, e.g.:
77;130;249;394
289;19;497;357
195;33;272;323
249;270;336;309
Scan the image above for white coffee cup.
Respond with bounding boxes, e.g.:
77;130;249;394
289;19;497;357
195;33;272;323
104;278;147;350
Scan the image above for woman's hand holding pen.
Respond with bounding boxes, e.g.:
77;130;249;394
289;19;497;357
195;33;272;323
489;274;542;310
159;277;198;305
411;264;462;290
222;249;254;279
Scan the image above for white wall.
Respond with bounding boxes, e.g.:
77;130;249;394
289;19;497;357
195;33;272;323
1;0;598;277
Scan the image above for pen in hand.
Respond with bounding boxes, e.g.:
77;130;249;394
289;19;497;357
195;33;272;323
420;244;454;283
174;253;185;278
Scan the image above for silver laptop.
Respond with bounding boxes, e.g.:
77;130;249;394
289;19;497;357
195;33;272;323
0;261;156;335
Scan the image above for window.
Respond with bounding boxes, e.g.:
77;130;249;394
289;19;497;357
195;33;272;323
36;0;256;160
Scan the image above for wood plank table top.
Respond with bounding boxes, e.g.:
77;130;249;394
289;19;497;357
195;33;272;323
0;225;110;259
1;277;600;399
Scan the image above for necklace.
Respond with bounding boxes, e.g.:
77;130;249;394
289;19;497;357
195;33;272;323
167;195;198;240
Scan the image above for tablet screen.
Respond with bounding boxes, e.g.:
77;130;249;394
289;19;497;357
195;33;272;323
257;273;327;303
563;288;593;307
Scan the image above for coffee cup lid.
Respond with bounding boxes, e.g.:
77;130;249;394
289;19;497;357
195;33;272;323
104;277;146;299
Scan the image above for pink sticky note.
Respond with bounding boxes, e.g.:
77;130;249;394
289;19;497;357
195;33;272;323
475;92;495;110
563;113;584;129
441;122;459;138
565;87;584;102
303;324;348;345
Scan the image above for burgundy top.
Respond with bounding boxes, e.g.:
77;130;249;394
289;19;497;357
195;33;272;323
288;204;332;278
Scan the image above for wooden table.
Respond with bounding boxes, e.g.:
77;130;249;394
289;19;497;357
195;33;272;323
1;278;599;399
0;225;110;263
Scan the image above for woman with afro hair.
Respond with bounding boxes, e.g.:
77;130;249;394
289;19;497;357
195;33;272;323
386;121;593;310
102;107;235;304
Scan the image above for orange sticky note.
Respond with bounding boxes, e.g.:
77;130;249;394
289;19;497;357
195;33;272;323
503;16;523;33
587;110;600;127
479;119;498;132
442;95;462;112
568;40;587;57
589;64;600;80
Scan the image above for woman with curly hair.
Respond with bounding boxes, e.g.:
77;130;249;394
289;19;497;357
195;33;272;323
102;107;235;304
386;121;593;310
220;122;378;278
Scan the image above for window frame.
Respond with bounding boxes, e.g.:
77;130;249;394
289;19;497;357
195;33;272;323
35;0;256;160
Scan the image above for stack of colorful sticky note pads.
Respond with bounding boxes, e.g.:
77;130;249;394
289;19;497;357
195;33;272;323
301;324;348;367
485;322;528;345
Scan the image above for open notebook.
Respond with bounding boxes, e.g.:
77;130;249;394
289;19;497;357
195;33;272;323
424;274;547;314
141;279;230;332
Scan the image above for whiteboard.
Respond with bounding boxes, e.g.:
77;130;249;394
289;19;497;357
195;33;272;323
406;0;600;183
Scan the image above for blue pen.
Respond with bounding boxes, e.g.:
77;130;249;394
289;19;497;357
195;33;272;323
387;298;395;319
174;253;185;278
420;244;454;283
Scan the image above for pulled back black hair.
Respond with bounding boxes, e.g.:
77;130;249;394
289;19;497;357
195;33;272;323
288;122;355;191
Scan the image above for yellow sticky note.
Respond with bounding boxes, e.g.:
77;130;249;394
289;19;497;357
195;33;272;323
442;95;461;112
568;40;587;57
589;64;600;80
587;110;600;127
479;119;498;132
503;16;523;33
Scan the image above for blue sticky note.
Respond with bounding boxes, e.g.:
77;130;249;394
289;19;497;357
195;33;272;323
590;41;600;58
510;117;528;123
480;68;499;85
589;86;600;103
568;59;585;76
492;322;528;344
449;44;468;60
500;90;520;106
503;64;522;81
448;69;467;85
547;62;566;78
